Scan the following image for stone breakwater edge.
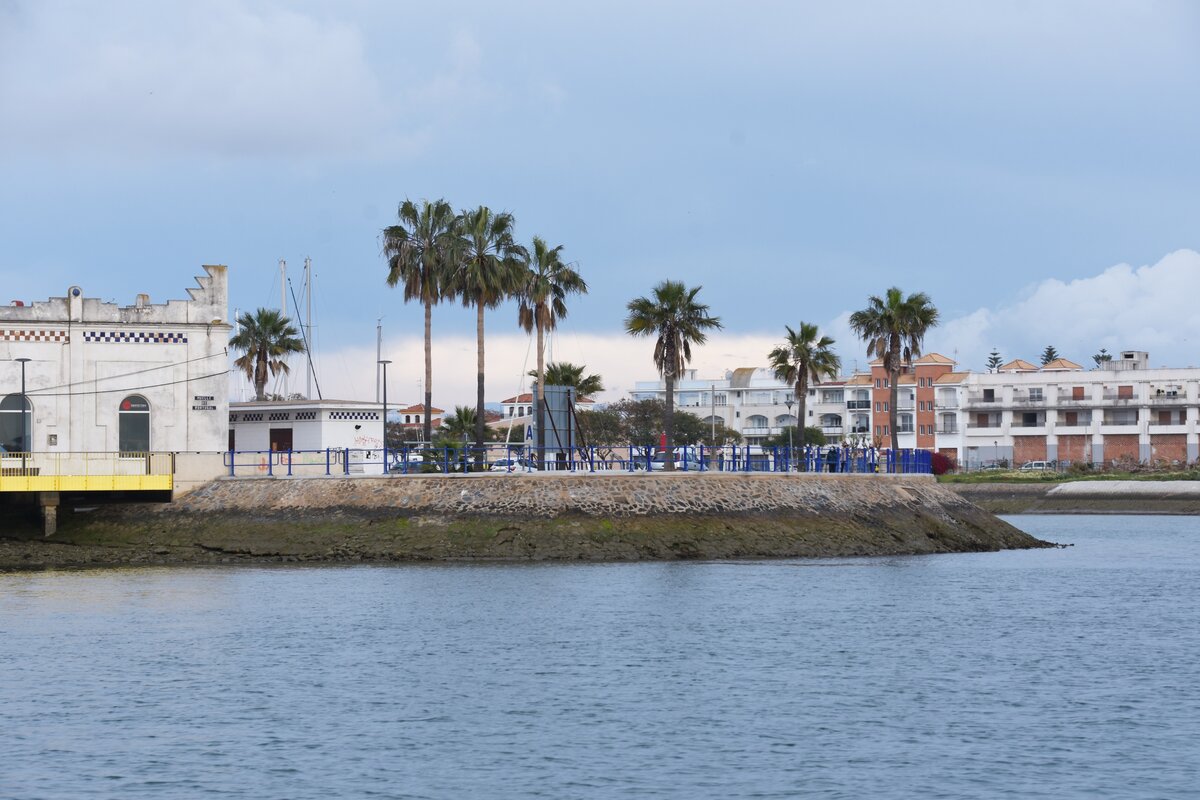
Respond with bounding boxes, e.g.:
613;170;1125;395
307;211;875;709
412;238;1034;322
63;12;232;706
0;473;1053;570
952;480;1200;515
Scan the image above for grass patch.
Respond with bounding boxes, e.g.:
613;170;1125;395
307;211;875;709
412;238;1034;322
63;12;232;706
939;469;1200;485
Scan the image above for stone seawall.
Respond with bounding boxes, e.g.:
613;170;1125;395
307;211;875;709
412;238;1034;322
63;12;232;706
1;473;1050;569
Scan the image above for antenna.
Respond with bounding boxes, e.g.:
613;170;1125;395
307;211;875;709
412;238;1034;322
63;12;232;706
279;259;286;315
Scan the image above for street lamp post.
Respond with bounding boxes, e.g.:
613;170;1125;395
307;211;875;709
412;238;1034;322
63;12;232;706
15;358;31;473
784;397;795;471
379;360;392;475
993;439;998;470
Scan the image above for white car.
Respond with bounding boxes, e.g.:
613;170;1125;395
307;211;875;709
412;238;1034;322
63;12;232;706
490;458;530;473
1019;460;1053;472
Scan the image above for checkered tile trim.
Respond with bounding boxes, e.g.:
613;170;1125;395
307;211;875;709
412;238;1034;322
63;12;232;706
268;412;290;421
331;411;379;420
83;330;188;344
240;413;264;422
0;328;69;343
295;411;317;420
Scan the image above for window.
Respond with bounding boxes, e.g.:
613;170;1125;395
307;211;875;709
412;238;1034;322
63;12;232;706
118;395;151;453
0;393;31;452
1029;388;1044;401
1072;386;1085;400
884;402;889;412
1118;385;1134;399
269;428;294;451
875;379;881;388
875;402;881;412
983;388;995;402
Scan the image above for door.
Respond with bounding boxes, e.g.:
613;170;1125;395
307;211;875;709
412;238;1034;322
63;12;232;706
269;428;294;452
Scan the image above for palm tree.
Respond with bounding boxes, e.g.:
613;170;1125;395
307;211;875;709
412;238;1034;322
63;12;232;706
849;287;939;452
767;323;841;465
451;206;527;455
382;198;458;446
530;361;605;398
230;308;306;401
442;405;477;440
517;237;587;465
624;281;722;470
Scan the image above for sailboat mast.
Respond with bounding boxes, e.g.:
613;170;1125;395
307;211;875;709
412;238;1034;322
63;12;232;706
305;257;313;400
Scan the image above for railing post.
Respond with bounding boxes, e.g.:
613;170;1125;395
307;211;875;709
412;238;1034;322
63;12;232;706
325;448;331;476
287;450;293;477
228;450;235;477
267;451;274;477
344;448;350;476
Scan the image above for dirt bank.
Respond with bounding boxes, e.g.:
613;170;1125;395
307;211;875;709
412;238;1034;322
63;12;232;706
1;473;1051;570
951;480;1200;515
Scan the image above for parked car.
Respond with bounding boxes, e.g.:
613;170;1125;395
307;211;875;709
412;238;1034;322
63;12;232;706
1019;460;1053;472
490;457;530;473
649;447;705;471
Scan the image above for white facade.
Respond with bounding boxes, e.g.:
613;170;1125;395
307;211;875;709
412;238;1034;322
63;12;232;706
934;357;1200;466
630;368;847;444
229;399;385;452
0;266;231;456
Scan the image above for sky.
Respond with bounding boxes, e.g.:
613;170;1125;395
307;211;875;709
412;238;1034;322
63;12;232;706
2;0;1198;405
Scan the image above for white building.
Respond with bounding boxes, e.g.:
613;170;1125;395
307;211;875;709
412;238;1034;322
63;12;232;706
228;399;387;452
0;266;231;457
930;351;1200;467
630;368;848;444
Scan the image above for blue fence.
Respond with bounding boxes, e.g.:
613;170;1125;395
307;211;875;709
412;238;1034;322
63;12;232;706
223;444;932;477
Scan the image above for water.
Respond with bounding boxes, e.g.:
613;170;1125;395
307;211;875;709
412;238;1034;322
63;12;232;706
2;515;1198;799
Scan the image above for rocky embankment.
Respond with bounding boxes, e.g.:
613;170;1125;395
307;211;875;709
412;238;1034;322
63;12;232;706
951;480;1200;515
0;473;1051;570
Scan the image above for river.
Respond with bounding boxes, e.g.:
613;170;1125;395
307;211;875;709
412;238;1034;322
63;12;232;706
2;515;1197;799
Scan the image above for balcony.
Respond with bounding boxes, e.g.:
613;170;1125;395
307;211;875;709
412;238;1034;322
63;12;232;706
821;425;844;436
935;397;959;409
966;392;1000;405
1012;394;1046;406
1102;393;1141;404
1147;393;1189;406
938;424;959;434
966;421;1003;430
846;400;871;410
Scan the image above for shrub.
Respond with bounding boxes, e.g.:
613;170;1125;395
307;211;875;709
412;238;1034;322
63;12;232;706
930;451;954;475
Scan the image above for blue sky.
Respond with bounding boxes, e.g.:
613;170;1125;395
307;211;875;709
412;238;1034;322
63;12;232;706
2;1;1198;403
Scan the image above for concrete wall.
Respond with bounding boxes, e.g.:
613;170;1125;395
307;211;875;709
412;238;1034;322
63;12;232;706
1;266;230;454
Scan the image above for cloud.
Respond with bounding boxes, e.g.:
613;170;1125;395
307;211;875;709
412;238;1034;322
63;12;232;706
0;0;399;159
240;330;788;408
233;250;1200;407
921;249;1200;371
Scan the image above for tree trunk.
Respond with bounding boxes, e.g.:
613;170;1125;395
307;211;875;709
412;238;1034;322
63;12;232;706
889;360;900;454
535;311;545;470
423;300;433;447
663;344;676;472
797;377;807;471
255;351;268;401
475;301;486;464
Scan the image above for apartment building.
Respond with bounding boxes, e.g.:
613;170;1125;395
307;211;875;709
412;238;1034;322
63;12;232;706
629;367;849;444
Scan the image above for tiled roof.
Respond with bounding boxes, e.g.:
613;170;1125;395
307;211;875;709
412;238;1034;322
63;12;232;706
935;372;969;384
999;359;1039;372
397;403;445;413
501;393;595;404
845;374;873;386
1040;358;1083;371
914;352;955;365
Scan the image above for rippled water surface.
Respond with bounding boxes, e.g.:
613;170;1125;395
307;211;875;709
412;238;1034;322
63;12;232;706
3;515;1200;799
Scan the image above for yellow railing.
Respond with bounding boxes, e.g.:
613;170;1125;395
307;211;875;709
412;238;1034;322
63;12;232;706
0;451;174;493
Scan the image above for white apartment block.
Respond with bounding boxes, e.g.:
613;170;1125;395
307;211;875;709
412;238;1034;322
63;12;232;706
631;350;1200;466
629;368;849;444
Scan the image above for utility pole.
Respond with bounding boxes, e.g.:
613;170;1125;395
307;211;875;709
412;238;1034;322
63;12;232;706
16;358;30;472
376;318;383;402
380;360;391;475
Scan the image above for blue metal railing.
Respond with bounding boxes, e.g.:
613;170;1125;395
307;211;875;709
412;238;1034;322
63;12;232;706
221;444;932;477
